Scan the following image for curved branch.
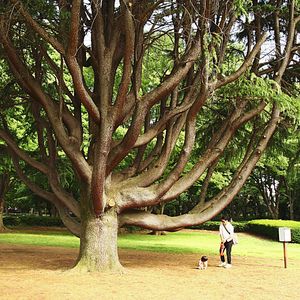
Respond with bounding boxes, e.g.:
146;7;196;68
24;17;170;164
133;101;194;147
119;209;216;231
0;129;48;174
191;103;281;215
107;102;147;174
48;171;81;218
142;33;202;107
9;0;65;55
160;100;257;201
11;0;100;124
0;28;91;183
11;153;80;236
1;122;81;218
119;103;281;231
65;56;100;124
4;142;81;217
67;0;81;57
113;2;135;121
121;111;187;190
274;5;300;83
116;100;247;211
211;33;267;89
153;116;197;196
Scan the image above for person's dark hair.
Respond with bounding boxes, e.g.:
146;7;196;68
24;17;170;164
221;216;229;221
201;255;208;262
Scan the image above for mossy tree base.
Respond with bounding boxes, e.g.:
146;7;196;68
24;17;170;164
73;210;123;273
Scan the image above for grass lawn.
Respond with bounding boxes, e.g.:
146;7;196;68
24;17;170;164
0;228;299;260
118;230;300;260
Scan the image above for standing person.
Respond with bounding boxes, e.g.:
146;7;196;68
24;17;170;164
218;216;234;268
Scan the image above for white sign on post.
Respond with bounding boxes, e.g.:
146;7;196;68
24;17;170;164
278;227;291;242
278;227;291;269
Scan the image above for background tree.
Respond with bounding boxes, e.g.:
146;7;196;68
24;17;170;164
284;148;300;220
0;146;12;231
250;132;300;219
0;0;299;272
0;54;16;231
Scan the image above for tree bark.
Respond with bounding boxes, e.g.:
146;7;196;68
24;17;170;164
0;173;9;231
73;209;122;272
0;197;5;231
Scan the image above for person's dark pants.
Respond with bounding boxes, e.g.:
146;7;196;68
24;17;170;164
220;240;233;264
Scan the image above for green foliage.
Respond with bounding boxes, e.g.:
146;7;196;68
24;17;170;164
190;219;300;243
248;219;300;243
189;221;220;231
218;73;300;126
2;215;22;226
189;221;249;232
227;182;269;220
210;171;232;190
141;35;174;94
233;0;252;17
231;221;250;232
3;215;63;227
220;74;277;101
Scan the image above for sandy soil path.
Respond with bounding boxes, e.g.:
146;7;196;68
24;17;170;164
0;243;299;300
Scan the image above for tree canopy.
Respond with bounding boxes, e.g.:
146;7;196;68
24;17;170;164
0;0;299;271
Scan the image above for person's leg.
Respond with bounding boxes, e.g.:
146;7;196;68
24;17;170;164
219;243;225;263
225;241;233;264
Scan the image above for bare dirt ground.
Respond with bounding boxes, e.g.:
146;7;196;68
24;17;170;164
0;240;299;300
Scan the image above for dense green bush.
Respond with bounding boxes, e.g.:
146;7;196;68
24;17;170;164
247;219;300;243
3;215;22;226
231;221;249;232
189;221;220;231
3;215;63;227
190;219;300;243
189;221;248;232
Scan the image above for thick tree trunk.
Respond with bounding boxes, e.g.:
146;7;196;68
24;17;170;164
0;173;9;231
289;199;294;220
284;179;294;220
269;207;279;220
73;209;122;272
0;198;6;231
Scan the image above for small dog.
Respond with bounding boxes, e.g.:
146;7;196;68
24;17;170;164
197;255;208;270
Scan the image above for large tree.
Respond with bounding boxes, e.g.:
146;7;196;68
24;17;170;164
0;146;11;231
0;1;299;271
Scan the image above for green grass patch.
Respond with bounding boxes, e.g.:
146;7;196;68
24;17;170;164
0;231;79;248
118;231;300;260
1;229;300;260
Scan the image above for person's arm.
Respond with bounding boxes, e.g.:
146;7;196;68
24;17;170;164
219;225;226;243
227;223;235;240
229;223;234;235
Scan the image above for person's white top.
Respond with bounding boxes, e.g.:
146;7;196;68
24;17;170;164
219;222;234;243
